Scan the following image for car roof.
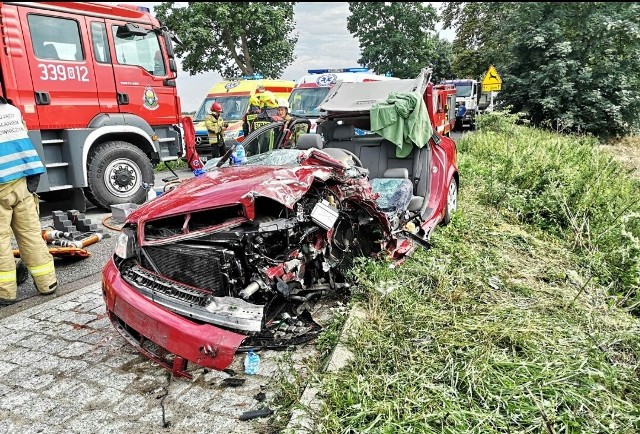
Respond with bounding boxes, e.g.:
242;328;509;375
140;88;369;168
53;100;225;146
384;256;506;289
318;68;431;114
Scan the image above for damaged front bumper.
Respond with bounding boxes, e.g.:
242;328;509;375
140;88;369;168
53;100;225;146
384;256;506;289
102;258;247;378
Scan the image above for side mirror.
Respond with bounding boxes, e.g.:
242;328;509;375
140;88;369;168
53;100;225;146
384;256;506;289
116;23;148;38
169;58;177;73
163;31;175;58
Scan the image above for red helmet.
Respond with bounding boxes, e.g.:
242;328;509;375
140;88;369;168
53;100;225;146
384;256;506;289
210;102;223;113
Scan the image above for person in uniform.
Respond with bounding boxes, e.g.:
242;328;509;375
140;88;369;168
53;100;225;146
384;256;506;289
242;95;262;136
205;102;227;158
0;97;58;305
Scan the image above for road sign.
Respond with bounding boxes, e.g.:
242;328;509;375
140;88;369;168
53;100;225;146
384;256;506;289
482;83;501;92
482;65;502;92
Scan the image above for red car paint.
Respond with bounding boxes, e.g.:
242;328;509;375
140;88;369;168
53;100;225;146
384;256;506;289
103;69;459;377
103;259;245;378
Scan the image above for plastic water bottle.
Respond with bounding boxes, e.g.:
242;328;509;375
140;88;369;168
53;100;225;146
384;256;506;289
143;182;155;202
244;350;260;375
231;143;247;166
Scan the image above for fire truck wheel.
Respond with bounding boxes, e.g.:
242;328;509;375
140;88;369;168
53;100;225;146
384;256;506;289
442;176;458;226
85;141;153;210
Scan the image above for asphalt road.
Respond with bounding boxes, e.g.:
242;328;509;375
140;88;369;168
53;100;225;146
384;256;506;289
1;168;195;320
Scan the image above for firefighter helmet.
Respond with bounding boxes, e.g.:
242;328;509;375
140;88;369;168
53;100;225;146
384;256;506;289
277;98;289;110
259;91;278;109
249;95;261;108
210;102;223;113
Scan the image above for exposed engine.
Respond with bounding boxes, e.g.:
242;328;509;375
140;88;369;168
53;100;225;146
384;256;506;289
115;183;388;349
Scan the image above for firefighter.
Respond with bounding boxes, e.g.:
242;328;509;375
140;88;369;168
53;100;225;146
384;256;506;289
253;91;282;152
205;102;227;158
242;95;262;136
0;97;58;305
276;98;293;123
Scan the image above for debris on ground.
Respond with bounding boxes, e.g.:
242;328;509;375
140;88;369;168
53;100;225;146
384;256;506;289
239;407;273;421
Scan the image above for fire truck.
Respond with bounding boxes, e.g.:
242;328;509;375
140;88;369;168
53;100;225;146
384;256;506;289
0;2;183;211
427;82;457;137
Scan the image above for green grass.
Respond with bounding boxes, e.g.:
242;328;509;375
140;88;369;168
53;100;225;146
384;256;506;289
276;113;640;433
154;159;188;173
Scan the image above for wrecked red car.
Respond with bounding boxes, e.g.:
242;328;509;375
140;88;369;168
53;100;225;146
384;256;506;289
102;68;459;377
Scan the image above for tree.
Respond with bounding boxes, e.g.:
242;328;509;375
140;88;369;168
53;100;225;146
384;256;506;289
154;2;297;79
442;2;640;137
346;2;453;81
439;2;513;80
502;2;640;136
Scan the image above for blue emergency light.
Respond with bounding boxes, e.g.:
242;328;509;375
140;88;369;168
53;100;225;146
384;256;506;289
117;4;151;13
307;67;369;74
241;73;264;80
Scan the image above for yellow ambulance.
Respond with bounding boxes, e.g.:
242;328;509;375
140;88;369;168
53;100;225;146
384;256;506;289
192;75;295;159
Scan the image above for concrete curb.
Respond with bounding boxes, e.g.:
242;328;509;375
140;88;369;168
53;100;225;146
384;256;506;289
284;304;366;433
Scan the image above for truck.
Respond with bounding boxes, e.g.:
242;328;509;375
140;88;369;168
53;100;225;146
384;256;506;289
427;82;457;137
191;76;295;160
0;2;184;211
288;67;398;133
441;78;481;130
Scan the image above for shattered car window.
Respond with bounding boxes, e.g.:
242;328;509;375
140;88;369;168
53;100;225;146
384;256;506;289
203;149;303;171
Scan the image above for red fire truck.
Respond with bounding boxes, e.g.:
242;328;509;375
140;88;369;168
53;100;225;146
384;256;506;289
0;2;183;211
426;82;457;137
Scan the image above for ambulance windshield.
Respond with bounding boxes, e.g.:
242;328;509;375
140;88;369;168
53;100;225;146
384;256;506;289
288;87;331;118
194;97;249;122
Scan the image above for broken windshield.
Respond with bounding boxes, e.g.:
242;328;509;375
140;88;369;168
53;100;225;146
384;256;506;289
203;149;304;171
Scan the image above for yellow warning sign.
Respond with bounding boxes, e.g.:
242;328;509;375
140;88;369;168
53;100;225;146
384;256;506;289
482;65;502;92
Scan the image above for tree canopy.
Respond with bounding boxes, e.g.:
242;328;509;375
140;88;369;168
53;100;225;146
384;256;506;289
346;2;453;82
441;2;640;137
154;2;297;79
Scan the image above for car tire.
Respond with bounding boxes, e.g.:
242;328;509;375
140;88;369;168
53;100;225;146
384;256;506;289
85;141;153;210
442;176;458;225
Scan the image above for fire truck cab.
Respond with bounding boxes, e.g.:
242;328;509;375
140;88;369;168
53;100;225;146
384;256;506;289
0;2;183;211
427;83;457;137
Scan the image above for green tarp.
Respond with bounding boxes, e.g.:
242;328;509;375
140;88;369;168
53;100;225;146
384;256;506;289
370;91;432;158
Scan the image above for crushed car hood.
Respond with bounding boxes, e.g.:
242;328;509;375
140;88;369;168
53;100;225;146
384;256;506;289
128;165;336;222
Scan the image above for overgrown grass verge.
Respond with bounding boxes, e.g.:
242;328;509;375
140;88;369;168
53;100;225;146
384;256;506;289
468;112;640;312
279;115;640;433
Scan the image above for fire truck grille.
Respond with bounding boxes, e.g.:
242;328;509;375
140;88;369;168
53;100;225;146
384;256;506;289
140;245;227;296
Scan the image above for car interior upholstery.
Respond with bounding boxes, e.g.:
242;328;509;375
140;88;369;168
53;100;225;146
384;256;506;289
317;122;432;216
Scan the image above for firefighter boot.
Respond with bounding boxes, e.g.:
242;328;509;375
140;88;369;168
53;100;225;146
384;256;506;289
11;179;58;296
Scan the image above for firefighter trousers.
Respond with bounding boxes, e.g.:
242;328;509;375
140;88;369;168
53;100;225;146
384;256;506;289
0;177;57;300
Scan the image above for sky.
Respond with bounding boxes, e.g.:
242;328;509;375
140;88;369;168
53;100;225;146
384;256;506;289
109;2;455;112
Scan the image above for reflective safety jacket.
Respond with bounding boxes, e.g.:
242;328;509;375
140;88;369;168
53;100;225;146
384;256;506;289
205;113;225;145
0;103;45;184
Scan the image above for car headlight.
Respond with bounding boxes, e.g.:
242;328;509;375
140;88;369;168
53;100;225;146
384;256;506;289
115;228;136;259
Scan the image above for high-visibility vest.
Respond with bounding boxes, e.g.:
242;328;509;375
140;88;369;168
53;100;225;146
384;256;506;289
205;114;225;145
0;103;45;184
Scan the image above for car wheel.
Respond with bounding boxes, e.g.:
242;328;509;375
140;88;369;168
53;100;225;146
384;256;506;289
442;176;458;225
85;141;154;210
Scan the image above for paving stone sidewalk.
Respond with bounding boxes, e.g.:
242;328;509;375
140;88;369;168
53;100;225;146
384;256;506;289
0;282;306;434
